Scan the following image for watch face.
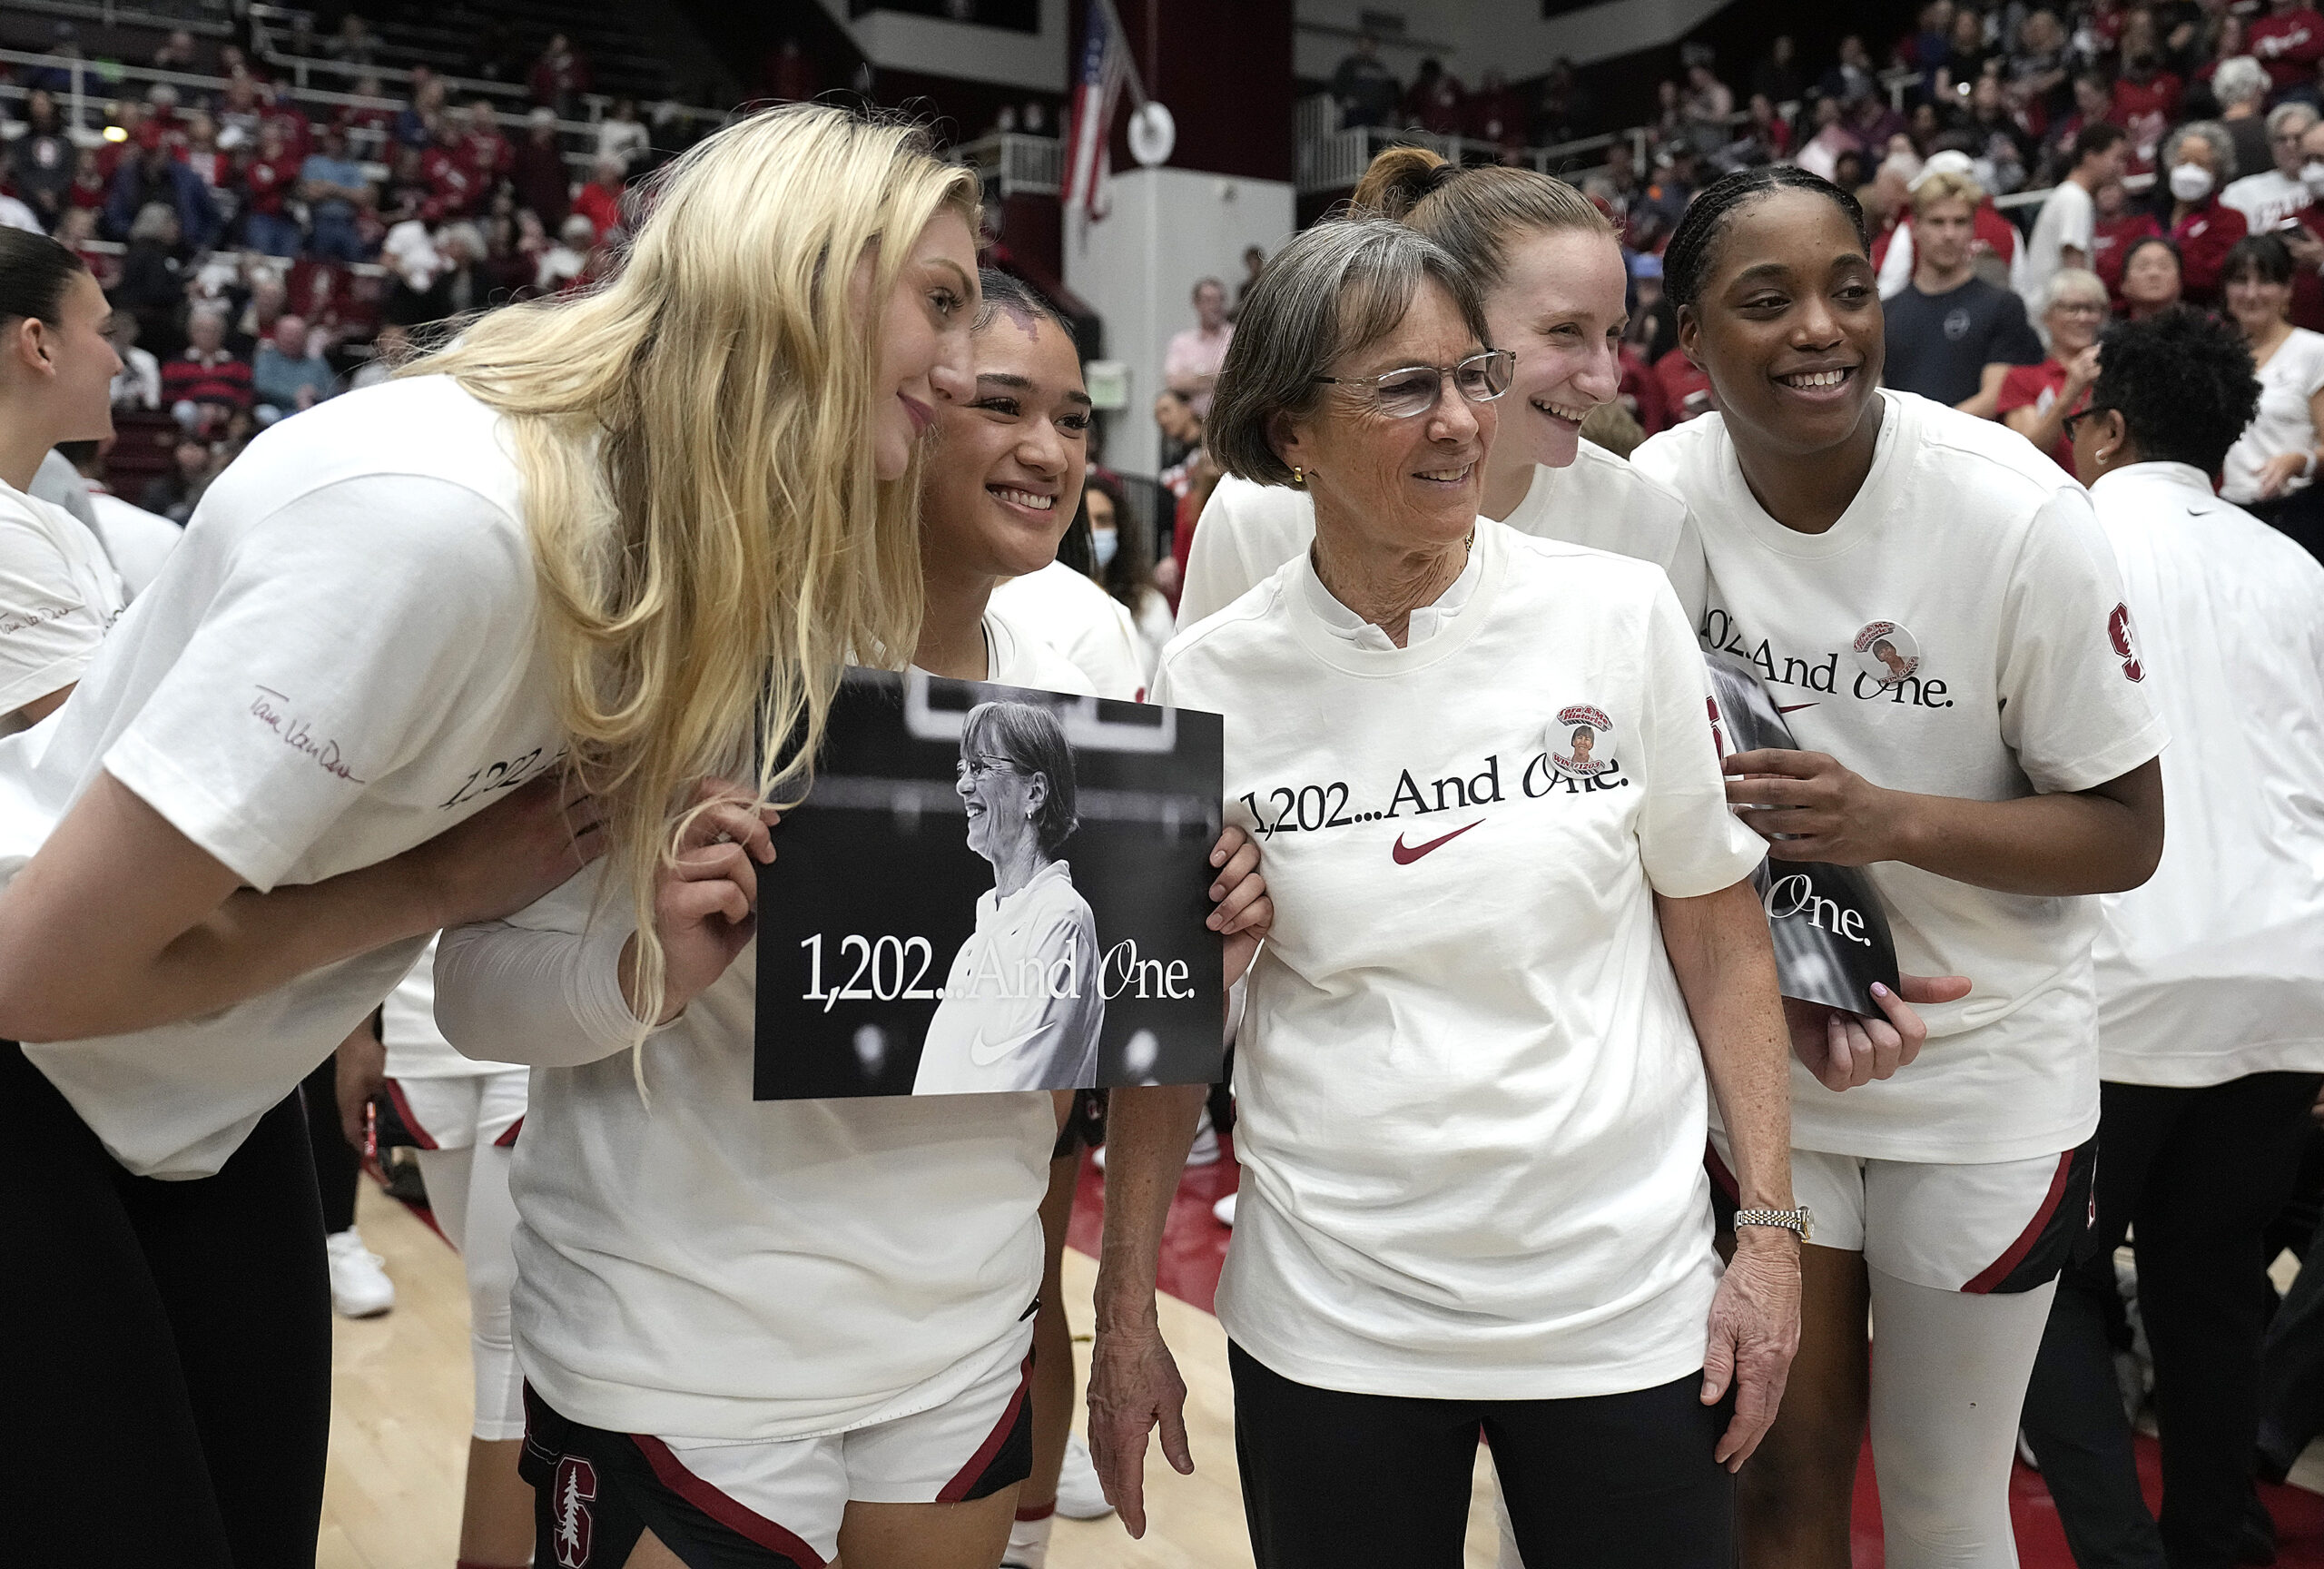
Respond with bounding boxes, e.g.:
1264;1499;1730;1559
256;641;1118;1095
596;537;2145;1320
1798;1203;1815;1243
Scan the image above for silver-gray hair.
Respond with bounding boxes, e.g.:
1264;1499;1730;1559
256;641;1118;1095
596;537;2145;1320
2212;56;2270;111
2162;120;2237;183
2270;100;2320;141
1206;214;1490;488
2039;266;2108;314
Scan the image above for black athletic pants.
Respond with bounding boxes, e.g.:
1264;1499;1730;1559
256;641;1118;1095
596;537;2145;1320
303;1049;360;1234
2020;1072;2321;1569
0;1041;332;1568
1229;1342;1734;1568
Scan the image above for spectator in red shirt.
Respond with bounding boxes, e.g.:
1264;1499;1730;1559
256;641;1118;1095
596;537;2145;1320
2162;120;2250;303
1652;342;1712;423
2110;51;2182;175
571;154;627;241
1403;59;1464;133
420;123;484;221
528;33;591;118
1465;70;1526;152
463;98;513;184
162;308;252;433
239;121;303;257
67;147;104;215
2091;177;2163;308
2043;71;2120;181
1998;269;2109;472
338;74;395;162
2250;0;2324;93
509;107;570;231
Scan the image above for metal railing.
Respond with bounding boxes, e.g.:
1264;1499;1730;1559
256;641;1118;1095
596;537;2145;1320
1295;64;1920;197
956;131;1062;199
0;0;231;35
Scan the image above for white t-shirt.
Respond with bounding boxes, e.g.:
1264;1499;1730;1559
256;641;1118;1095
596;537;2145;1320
2087;463;2324;1085
2023;179;2096;309
382;934;526;1080
84;487;182;600
0;478;126;733
2223;168;2314;232
1152;518;1767;1400
2222;328;2324;505
433;615;1094;1442
911;857;1104;1094
1633;390;2168;1164
0;376;566;1178
989;560;1147;701
1176;440;1709;634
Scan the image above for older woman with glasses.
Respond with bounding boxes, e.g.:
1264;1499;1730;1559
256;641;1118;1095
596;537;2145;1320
1086;214;1804;1569
2001;268;2112;473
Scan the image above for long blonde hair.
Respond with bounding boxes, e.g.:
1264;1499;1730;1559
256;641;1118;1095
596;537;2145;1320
411;104;980;1052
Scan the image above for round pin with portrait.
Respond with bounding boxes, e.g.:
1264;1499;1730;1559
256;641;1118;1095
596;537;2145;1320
1852;621;1921;687
1551;703;1614;777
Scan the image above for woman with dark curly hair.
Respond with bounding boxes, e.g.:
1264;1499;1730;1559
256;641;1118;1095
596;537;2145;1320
1633;164;2168;1569
2021;305;2324;1569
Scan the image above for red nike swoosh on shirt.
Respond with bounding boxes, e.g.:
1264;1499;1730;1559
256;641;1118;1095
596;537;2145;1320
1391;821;1484;864
1777;703;1819;714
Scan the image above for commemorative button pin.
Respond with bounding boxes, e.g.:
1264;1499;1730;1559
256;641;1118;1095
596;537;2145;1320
1551;703;1614;778
1851;621;1921;688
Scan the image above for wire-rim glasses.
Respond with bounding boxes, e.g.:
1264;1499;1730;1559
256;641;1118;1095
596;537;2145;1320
1313;349;1516;419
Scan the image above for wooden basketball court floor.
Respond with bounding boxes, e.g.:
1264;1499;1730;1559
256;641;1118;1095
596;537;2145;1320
320;1147;2324;1569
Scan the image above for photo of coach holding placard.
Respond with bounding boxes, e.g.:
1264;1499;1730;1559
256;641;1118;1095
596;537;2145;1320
755;668;1226;1100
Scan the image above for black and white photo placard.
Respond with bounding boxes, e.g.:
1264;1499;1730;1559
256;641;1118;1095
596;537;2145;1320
754;668;1226;1100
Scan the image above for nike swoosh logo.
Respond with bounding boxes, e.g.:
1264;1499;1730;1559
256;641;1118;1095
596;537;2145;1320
970;1023;1042;1066
1392;820;1484;864
1776;703;1819;714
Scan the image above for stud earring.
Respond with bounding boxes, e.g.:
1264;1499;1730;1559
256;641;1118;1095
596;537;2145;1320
1292;466;1306;486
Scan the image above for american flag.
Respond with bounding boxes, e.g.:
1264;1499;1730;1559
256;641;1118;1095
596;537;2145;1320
1063;0;1127;219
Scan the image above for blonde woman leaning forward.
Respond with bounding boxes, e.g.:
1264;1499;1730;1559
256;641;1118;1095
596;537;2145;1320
0;104;981;1567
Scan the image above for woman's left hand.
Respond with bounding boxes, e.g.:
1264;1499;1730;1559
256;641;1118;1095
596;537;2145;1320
1206;824;1271;988
2258;450;2311;500
1702;1231;1802;1471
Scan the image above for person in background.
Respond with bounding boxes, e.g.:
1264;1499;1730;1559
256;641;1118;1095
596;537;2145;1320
537;212;596;294
58;439;179;600
2219;234;2324;554
2251;0;2324;95
162;307;252;432
596;96;651;173
509;105;570;231
2119;234;2185;321
11;91;77;231
107;313;160;412
463;99;514;187
2022;303;2324;1569
1064;470;1172;676
571;153;627;241
2160;122;2249;304
2024;125;2130;310
2092;178;2165;311
2000;269;2111;474
103;126;218;252
2211;54;2275;188
301;124;373;265
1230;244;1266;321
239;120;304;259
527;32;591;117
2223;102;2323;233
1875;151;2024;300
1329;33;1402;131
1403;57;1465;134
251;314;337;427
1881;169;2044;417
1164;277;1234;418
1153;387;1202;477
140;435;213;524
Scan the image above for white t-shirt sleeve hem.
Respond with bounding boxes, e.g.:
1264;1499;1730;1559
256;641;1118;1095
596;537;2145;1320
102;739;306;891
0;643;100;717
2026;716;2169;795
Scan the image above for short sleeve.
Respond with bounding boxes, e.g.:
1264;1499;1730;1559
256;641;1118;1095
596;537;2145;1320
1993;292;2046;368
101;476;537;890
2057;187;2095;252
1994;486;2168;794
1633;582;1768;898
1994;365;2043;416
0;502;113;716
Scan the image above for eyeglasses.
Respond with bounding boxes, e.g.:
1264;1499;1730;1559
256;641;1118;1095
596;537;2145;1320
1312;349;1515;419
2051;301;2108;318
956;755;1024;784
2060;406;2109;442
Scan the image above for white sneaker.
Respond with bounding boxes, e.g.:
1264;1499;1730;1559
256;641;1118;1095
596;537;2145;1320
1213;1190;1237;1227
326;1229;395;1318
1056;1433;1114;1520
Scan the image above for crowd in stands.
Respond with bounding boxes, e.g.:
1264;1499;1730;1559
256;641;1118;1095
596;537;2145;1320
0;17;731;528
1323;2;2324;547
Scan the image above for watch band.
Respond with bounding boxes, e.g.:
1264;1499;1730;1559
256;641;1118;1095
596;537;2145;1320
1731;1205;1814;1242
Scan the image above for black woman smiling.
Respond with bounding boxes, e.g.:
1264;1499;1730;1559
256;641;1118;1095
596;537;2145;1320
1632;165;2169;1569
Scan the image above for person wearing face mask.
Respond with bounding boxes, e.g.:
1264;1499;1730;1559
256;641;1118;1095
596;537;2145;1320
2157;121;2248;304
1177;146;1709;633
2218;235;2324;556
2221;101;2322;233
431;268;1271;1569
1060;471;1173;677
